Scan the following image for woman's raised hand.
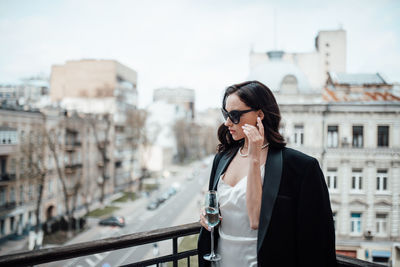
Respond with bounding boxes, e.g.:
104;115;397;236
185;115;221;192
242;117;265;158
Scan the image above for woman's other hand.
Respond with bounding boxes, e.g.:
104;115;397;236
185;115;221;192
199;208;222;231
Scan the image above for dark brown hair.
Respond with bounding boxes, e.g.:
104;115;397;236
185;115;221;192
217;81;286;156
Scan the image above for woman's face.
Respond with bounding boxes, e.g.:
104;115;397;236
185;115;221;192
224;93;259;141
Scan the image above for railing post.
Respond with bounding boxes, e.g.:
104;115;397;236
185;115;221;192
173;237;178;267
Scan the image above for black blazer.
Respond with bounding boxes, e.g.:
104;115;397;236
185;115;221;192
198;146;337;267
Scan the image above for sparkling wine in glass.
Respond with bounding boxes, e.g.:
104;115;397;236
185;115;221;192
203;190;221;262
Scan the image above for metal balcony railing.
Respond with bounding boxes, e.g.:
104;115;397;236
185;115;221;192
0;201;17;212
0;222;383;267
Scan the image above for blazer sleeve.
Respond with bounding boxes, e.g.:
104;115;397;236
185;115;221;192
296;158;337;267
197;153;222;267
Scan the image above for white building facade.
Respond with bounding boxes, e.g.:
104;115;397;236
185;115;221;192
248;28;400;265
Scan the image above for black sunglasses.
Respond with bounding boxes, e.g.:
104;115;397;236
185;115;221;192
221;108;255;124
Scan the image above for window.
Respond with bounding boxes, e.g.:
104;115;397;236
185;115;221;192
327;126;338;148
10;187;15;203
0;187;5;205
351;213;362;234
10;158;16;174
376;214;387;235
20;158;25;173
352;126;363;148
19;185;24;204
10;216;15;232
294;125;304;146
377;126;389;147
326;168;338;190
351;169;363;191
280;75;298;93
376;170;388;192
28;184;33;200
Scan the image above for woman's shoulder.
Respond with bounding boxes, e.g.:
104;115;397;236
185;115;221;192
281;147;318;166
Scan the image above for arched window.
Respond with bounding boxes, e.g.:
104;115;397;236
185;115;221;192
280;75;298;94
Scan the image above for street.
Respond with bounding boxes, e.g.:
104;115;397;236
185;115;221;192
39;157;212;267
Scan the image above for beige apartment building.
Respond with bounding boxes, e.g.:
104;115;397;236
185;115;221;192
50;59;139;191
0;105;114;247
0;106;55;243
51;59;137;104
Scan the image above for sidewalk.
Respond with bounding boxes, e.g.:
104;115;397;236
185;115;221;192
0;236;29;256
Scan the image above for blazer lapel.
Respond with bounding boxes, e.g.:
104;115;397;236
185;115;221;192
212;148;238;190
257;147;283;252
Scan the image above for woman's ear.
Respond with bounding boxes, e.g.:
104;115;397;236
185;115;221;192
258;110;264;120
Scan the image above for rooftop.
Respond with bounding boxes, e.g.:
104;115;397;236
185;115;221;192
328;72;389;86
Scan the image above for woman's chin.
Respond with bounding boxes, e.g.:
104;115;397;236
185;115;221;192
231;134;244;141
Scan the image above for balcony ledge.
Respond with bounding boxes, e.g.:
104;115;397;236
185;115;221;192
0;222;383;267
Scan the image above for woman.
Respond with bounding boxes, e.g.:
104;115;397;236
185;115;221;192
198;81;337;267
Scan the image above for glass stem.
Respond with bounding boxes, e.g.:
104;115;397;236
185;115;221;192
210;226;215;257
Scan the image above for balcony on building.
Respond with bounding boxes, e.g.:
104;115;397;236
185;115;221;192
0;126;18;156
0;201;17;212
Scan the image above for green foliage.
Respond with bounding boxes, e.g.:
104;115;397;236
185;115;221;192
112;192;137;203
167;234;199;267
86;206;119;217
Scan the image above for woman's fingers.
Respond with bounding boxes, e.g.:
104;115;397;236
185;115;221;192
257;117;264;137
242;124;262;143
199;210;211;231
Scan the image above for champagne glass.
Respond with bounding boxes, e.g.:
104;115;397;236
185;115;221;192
203;190;221;262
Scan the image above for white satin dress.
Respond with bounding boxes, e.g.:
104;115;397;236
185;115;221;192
214;165;265;267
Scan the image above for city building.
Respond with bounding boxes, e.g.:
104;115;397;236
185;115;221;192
0;105;116;247
153;87;195;119
249;28;346;90
248;28;400;266
143;87;195;172
50;59;139;191
0;106;52;244
0;76;50;109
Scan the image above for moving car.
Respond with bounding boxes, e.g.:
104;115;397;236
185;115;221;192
99;216;125;227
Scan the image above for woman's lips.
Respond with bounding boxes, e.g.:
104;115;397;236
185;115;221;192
229;129;235;134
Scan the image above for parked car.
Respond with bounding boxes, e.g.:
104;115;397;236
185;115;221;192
147;200;160;210
99;216;125;227
167;187;177;197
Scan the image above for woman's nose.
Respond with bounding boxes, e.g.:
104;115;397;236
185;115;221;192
224;117;232;127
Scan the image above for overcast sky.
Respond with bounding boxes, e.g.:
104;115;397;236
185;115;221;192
1;0;399;110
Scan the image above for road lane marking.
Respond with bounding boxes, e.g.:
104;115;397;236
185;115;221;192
85;257;97;266
113;247;137;266
94;253;104;260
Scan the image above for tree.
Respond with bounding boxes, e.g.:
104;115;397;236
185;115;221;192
46;126;81;236
125;109;147;191
173;119;218;163
20;124;47;249
88;113;112;204
173;119;191;163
